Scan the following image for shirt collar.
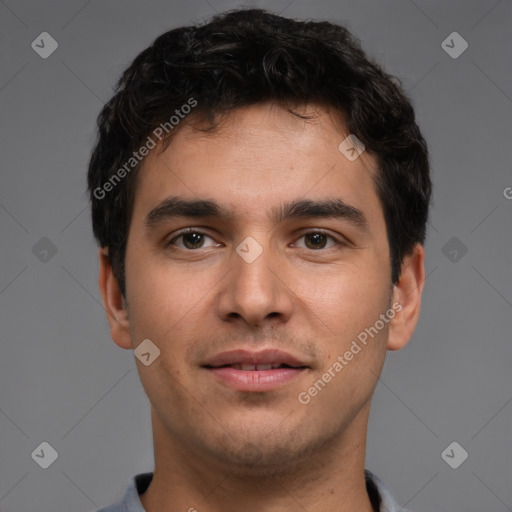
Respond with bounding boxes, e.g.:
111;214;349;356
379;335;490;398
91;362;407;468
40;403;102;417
113;469;406;512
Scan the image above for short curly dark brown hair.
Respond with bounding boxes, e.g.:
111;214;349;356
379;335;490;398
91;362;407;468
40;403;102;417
87;8;432;296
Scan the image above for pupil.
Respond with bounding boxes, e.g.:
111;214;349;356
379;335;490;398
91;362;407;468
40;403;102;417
184;233;203;249
306;233;326;249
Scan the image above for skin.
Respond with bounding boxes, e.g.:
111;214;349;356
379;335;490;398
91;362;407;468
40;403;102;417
98;101;425;512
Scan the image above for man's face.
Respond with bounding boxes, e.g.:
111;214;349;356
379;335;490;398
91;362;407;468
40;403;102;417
121;103;394;471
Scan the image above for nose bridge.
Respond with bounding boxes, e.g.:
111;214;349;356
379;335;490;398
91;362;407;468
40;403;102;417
233;234;277;300
217;233;293;325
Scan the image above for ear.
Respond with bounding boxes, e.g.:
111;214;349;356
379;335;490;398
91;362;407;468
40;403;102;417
98;248;133;350
386;243;426;351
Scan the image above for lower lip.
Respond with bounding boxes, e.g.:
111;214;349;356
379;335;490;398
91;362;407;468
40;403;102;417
205;367;307;392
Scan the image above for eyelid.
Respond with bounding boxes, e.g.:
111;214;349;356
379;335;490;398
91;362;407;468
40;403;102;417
291;229;346;249
167;227;218;247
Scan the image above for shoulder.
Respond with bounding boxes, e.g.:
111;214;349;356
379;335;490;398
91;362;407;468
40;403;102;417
365;469;412;512
91;472;154;512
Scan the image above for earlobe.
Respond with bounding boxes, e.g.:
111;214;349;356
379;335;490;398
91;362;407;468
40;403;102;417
386;243;426;351
98;248;133;350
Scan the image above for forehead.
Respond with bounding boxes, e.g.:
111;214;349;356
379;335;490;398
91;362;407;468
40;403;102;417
132;102;384;231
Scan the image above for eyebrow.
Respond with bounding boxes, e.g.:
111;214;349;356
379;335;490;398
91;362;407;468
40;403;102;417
145;196;370;233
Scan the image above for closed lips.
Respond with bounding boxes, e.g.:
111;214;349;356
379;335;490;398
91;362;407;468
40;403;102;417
202;349;310;392
216;363;306;371
202;349;310;369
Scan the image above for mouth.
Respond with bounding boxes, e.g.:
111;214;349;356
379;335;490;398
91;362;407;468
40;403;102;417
215;363;304;371
202;349;310;392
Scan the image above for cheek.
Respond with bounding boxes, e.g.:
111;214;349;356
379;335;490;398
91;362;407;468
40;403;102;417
292;258;390;340
125;259;221;390
125;243;201;335
296;271;389;418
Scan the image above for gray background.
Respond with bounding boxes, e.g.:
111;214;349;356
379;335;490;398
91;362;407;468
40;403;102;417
0;0;511;511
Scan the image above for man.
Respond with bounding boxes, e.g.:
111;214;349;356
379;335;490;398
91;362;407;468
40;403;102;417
88;7;431;512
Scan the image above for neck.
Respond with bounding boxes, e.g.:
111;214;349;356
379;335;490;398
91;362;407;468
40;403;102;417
140;405;375;512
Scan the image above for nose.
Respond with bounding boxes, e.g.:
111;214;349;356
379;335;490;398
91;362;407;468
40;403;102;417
216;238;294;328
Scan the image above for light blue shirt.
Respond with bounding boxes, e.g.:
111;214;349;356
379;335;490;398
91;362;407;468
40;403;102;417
93;469;409;512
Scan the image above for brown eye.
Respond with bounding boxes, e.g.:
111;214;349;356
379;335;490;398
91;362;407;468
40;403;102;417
304;232;328;249
294;231;339;250
168;230;217;250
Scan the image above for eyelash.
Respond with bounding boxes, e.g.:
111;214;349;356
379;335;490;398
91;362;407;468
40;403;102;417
166;228;346;251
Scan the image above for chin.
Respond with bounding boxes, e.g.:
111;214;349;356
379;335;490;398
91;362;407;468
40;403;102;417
200;424;333;478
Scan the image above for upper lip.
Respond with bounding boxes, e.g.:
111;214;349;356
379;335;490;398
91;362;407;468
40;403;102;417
202;349;309;368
